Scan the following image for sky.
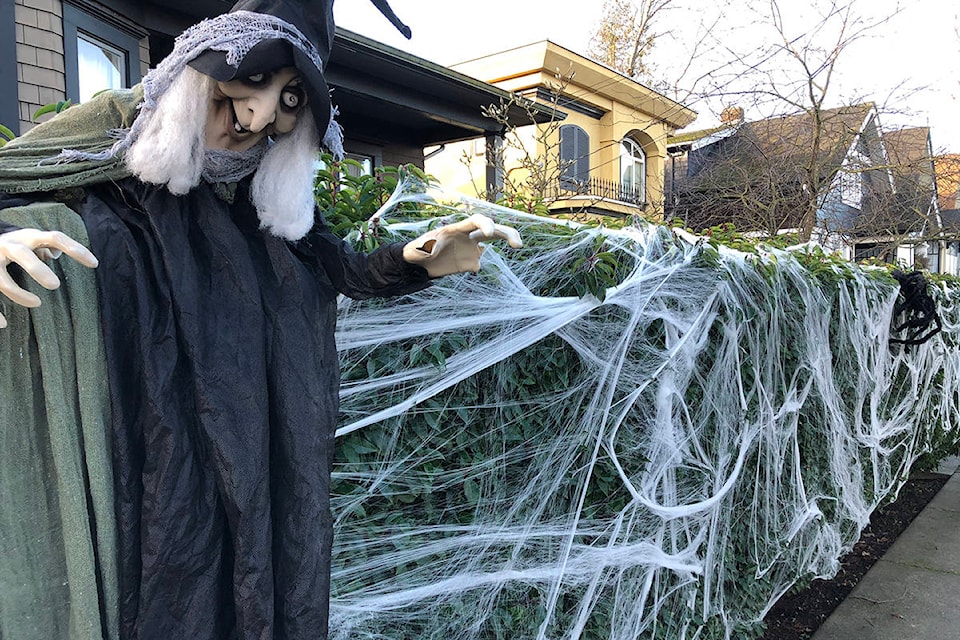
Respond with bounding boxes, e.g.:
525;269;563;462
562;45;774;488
335;0;960;154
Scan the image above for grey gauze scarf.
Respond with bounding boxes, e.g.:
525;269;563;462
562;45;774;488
202;138;270;184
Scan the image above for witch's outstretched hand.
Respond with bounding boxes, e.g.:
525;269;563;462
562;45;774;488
402;214;522;278
0;228;99;329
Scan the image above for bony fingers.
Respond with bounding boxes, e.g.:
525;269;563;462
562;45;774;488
47;232;98;267
466;220;497;243
10;247;62;290
63;244;98;268
35;248;63;261
468;223;522;248
493;224;523;248
34;266;61;290
12;229;97;268
0;268;43;307
467;214;495;238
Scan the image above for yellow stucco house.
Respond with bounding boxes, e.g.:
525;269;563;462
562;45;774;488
425;40;697;220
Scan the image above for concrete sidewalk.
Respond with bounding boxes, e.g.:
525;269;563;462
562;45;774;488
812;457;960;640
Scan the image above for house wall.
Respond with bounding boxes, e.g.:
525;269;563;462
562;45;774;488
425;138;484;198
602;101;670;215
426;100;677;217
425;126;541;201
445;41;695;220
12;0;149;133
541;88;671;216
897;244;916;268
2;0;20;134
15;0;66;133
380;142;426;171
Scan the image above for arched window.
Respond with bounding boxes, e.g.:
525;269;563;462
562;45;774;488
559;125;590;189
620;138;646;204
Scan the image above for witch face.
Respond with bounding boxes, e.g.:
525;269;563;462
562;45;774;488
205;66;309;151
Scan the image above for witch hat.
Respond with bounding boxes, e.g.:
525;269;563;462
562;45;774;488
188;0;412;144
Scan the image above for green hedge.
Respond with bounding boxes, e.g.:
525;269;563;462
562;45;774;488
319;164;960;639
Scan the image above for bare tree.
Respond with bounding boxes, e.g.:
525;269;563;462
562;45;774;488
666;0;914;245
588;0;675;80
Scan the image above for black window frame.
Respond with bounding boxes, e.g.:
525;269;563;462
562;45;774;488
63;2;142;104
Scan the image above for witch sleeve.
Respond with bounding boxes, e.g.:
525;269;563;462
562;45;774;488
294;217;433;300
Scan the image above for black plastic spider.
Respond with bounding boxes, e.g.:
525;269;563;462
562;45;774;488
889;270;942;347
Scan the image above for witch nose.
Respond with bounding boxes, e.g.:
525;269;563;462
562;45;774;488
247;97;279;132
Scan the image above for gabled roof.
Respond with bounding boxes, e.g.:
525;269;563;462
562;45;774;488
667;124;735;147
738;103;877;168
672;103;880;184
664;103;888;234
668;103;877;165
884;127;932;168
879;127;938;227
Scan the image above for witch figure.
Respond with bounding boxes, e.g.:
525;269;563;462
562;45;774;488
0;1;520;638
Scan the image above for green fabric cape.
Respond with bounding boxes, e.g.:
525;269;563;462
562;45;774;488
0;86;141;194
1;100;122;639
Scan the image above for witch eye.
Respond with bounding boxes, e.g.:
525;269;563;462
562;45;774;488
281;87;306;110
246;73;266;84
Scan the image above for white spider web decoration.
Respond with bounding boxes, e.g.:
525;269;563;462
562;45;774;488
328;180;960;639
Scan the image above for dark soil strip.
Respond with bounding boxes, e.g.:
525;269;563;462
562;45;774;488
760;473;950;640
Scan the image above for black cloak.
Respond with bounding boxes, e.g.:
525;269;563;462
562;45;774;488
0;163;430;639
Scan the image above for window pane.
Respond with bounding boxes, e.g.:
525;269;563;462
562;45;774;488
344;153;374;177
620;139;645;201
77;33;125;103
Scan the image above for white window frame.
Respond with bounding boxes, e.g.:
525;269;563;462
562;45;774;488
620;138;646;203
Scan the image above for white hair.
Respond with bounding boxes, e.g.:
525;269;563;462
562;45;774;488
122;66;320;240
251;113;320;240
124;66;213;195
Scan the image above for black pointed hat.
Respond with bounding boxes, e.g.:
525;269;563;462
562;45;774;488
188;0;411;145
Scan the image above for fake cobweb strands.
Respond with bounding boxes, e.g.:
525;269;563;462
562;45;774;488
328;178;960;640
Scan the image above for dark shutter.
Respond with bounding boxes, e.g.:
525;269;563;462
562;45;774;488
560;125;590;189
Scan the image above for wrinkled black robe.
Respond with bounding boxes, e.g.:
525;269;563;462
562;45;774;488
0;176;429;639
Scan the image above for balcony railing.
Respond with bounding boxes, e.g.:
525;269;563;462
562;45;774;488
548;177;646;207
